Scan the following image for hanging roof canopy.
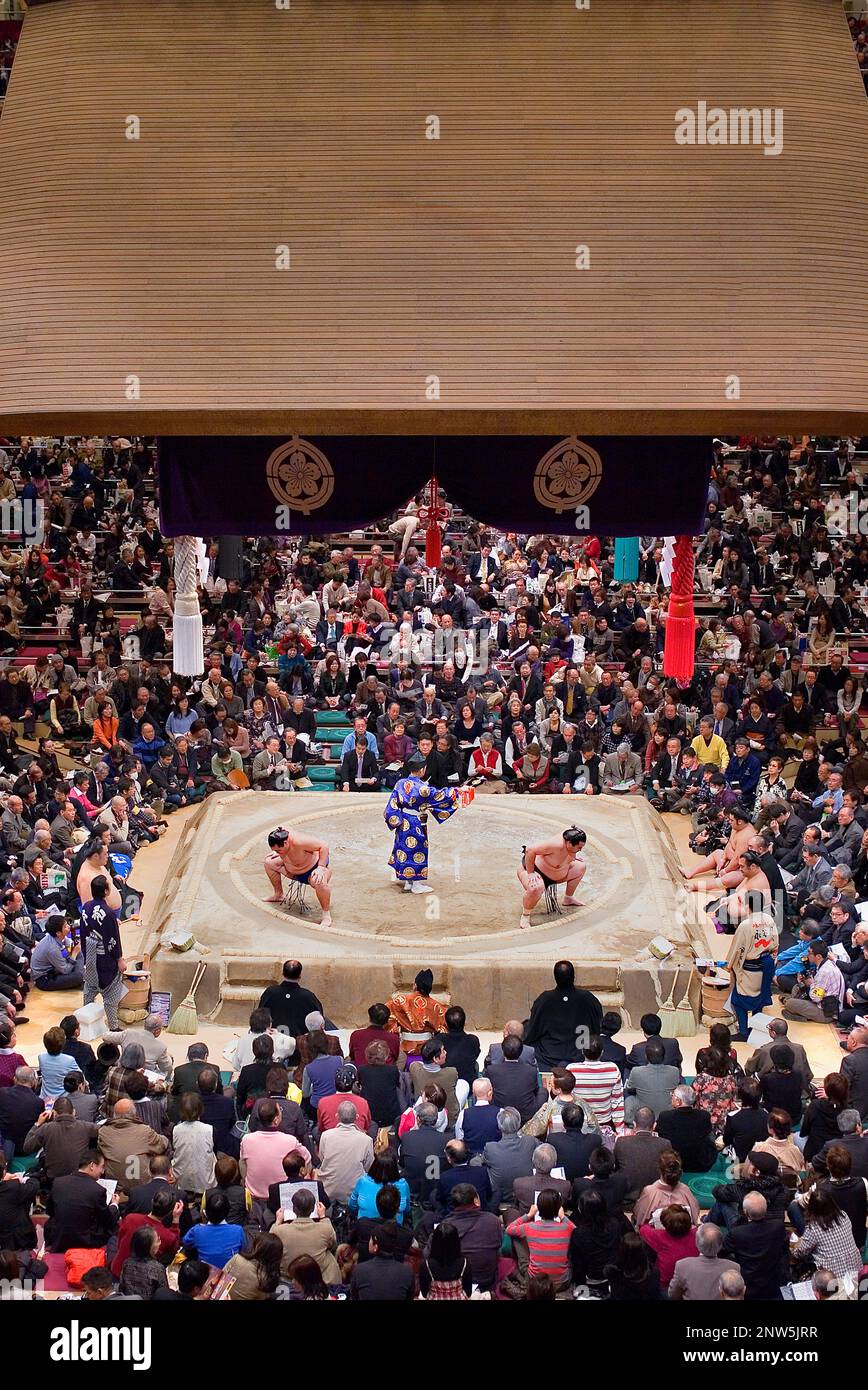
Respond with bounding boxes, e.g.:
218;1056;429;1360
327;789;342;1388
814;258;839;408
1;0;867;437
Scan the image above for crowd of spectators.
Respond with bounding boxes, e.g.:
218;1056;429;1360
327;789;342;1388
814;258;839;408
0;26;17;101
850;7;868;95
2;960;866;1302
0;427;867;1301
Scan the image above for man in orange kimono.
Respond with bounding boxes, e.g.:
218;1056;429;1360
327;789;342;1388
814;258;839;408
387;969;447;1057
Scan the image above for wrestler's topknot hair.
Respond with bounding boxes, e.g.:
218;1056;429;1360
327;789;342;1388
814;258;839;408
563;826;586;846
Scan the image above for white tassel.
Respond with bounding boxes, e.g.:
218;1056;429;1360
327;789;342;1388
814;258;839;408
660;536;677;588
173;534;204;676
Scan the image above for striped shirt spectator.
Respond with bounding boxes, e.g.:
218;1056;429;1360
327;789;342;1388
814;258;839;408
506;1190;575;1284
567;1036;625;1129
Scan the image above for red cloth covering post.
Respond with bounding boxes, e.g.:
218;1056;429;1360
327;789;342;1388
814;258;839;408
663;535;696;682
417;477;448;568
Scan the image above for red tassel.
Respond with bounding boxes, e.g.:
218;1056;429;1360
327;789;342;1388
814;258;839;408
663;535;696;682
425;522;442;569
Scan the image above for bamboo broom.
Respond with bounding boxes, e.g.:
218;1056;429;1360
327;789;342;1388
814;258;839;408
672;971;697;1037
166;960;207;1035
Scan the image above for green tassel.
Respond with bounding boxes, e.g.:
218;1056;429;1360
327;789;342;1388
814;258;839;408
614;536;640;584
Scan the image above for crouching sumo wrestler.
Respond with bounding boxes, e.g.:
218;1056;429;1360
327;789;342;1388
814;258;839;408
264;825;333;927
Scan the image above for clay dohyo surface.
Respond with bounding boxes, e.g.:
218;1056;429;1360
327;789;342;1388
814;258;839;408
149;790;691;961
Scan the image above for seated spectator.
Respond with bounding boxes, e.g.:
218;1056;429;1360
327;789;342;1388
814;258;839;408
349;1222;415;1301
317;1064;371;1134
638;1201;698;1287
111;1186;181;1277
625;1039;681;1122
222;1231;285;1301
240;1099;311;1202
203;1155;249;1226
632;1150;700;1227
721;1078;771;1163
483;1106;538;1210
434;1005;481;1088
751;1107;804;1178
172;1092;216;1197
348;1150;410;1223
791;1188;861;1284
573;1145;631;1215
613;1107;671;1200
454;1077;501;1157
567;1187;630;1295
567;1033;625;1134
270;1186;342;1283
504;1187;575;1296
357;1041;402;1130
625;1014;683;1071
97;1097;169;1194
118;1224;169;1298
348;1002;401;1068
691;1048;739;1137
759;1044;804;1127
0;1064;42;1156
656;1085;717;1172
45;1148;121;1253
485;1033;544;1126
605;1229;661;1301
409;1037;465;1128
316;1100;374;1205
38;1025;82;1099
511;1141;571;1217
800;1072;850;1164
182;1189;247;1268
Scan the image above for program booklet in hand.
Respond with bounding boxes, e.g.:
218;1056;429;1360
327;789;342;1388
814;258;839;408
279;1180;320;1219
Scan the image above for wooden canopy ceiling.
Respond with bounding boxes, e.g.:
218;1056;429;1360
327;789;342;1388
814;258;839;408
1;0;866;436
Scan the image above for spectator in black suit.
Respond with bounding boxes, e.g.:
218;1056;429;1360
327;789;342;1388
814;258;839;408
612;1108;672;1201
198;1066;239;1157
431;1139;492;1216
596;1011;628;1078
548;1103;601;1182
648;737;688;809
258;960;324;1037
435;1006;480;1088
524;960;603;1070
768;801;807;871
349;1221;415;1300
625;1014;683;1073
721;1078;771;1163
123;1154;177;1215
60;1014;98;1087
314;610;344;653
483;1034;543;1124
45;1149;121;1252
350;1182;416;1265
482;1107;538;1209
656;1084;717;1172
169;1043;223;1120
573;1145;631;1215
759;1045;804;1126
340;739;381;792
0;1153;40;1251
817;1109;868;1179
0;1065;42;1155
484;1022;537;1069
841;1027;868;1120
398;1104;451;1205
721;1191;789;1301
